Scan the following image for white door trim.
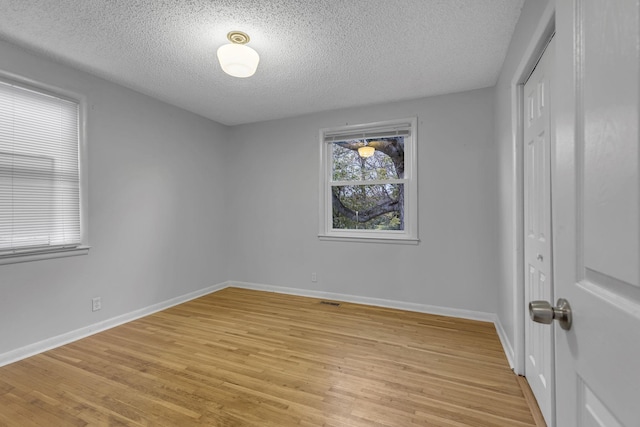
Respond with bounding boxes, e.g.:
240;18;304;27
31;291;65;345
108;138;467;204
509;3;556;376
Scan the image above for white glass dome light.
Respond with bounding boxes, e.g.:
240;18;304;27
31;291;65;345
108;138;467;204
217;31;260;78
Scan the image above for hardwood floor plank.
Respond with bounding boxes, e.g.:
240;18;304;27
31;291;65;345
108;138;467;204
0;288;538;426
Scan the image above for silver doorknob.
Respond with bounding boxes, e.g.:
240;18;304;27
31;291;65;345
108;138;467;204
529;298;572;330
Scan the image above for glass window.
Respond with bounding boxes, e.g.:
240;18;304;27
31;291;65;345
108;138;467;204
319;118;418;243
0;77;88;263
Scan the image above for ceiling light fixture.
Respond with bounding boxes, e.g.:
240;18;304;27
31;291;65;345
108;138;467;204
217;31;260;78
358;142;375;158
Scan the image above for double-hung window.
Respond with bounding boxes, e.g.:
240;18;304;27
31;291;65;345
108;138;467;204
319;117;418;243
0;77;87;264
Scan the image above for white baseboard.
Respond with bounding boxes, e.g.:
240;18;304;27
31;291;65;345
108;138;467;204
230;281;497;322
493;315;515;369
0;281;230;368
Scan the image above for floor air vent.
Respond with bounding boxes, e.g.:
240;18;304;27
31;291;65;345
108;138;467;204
320;301;341;307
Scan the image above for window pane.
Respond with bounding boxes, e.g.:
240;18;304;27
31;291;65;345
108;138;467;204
0;153;54;249
0;80;81;253
332;184;404;230
332;137;404;181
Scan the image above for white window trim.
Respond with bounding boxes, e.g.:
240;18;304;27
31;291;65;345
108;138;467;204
318;117;419;244
0;245;90;265
0;71;90;265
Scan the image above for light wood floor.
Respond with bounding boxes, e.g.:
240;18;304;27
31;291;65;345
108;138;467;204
0;288;540;426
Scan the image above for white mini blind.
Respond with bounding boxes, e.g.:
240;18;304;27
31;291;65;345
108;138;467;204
323;122;412;143
0;80;81;254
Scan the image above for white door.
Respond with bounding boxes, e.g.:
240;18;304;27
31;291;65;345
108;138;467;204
523;36;555;427
551;0;640;425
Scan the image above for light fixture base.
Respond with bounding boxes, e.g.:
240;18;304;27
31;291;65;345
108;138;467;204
227;31;250;45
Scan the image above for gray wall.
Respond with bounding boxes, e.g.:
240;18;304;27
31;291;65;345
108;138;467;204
494;0;552;359
0;37;502;358
227;88;500;313
0;40;231;354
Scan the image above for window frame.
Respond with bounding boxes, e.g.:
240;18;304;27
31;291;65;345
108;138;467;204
318;117;419;244
0;72;89;265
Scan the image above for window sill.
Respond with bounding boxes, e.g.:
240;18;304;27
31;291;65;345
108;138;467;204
0;246;90;265
318;235;419;245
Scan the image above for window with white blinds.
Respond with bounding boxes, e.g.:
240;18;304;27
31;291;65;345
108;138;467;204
0;79;82;257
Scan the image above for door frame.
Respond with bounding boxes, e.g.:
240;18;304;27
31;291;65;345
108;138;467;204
510;3;555;377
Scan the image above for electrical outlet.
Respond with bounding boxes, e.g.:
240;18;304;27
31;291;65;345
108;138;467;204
311;272;317;282
92;297;102;312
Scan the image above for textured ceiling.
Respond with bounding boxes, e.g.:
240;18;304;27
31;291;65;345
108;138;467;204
0;0;524;126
